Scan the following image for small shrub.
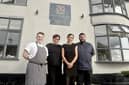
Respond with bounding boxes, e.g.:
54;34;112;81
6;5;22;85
121;71;129;77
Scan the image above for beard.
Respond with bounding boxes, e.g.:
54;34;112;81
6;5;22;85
80;40;85;44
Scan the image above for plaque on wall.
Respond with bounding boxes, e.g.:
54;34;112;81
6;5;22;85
49;3;71;26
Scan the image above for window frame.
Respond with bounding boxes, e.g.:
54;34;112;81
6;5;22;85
94;24;129;63
0;17;23;60
0;0;27;6
90;0;128;17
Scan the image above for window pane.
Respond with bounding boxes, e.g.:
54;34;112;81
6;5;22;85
123;50;129;61
104;0;113;12
6;32;20;58
121;26;129;33
95;25;107;36
111;49;122;61
92;5;103;13
114;0;122;14
0;46;3;58
0;31;7;45
97;49;111;61
108;30;121;36
0;31;7;58
120;37;129;49
122;9;127;15
109;37;120;48
110;25;122;32
2;0;14;4
0;18;9;30
91;0;102;4
121;3;127;15
96;37;108;48
15;0;26;5
10;20;22;30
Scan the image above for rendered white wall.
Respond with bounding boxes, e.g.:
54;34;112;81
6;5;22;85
0;0;129;74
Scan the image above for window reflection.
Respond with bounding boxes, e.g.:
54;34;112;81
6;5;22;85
0;46;3;58
0;31;6;58
104;0;113;12
97;49;111;61
3;0;14;4
111;49;122;61
108;25;122;36
0;19;9;29
15;0;27;6
92;5;103;13
6;30;20;59
123;50;129;61
109;37;120;48
121;26;129;33
95;25;107;36
120;37;129;49
0;18;22;60
10;20;22;30
0;0;27;6
109;25;122;32
91;0;127;16
114;0;122;14
91;0;102;4
96;37;108;48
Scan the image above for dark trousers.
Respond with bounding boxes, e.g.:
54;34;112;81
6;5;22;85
48;66;62;85
77;70;92;85
65;75;76;85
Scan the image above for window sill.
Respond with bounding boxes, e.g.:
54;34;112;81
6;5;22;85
0;58;19;61
90;13;129;20
95;61;129;64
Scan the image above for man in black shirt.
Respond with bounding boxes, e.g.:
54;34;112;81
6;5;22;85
46;34;62;85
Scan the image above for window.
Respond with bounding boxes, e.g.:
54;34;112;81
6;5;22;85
95;24;129;62
90;0;127;16
49;3;71;26
0;0;27;6
91;0;102;4
0;17;23;60
104;0;113;13
92;5;103;14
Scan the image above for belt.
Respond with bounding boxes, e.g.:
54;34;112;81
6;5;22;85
29;60;46;66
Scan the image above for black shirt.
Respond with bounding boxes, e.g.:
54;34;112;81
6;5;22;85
63;44;76;62
46;43;62;66
62;43;77;76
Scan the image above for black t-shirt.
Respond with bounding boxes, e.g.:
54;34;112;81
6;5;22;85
62;43;76;62
62;43;77;76
46;43;62;66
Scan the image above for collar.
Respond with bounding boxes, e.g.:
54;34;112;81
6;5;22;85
35;42;45;47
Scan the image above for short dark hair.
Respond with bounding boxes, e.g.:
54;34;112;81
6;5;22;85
67;33;74;38
79;33;86;36
37;32;45;36
53;34;60;39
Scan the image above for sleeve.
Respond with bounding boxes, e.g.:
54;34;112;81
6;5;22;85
24;43;33;54
46;43;49;48
44;46;49;56
91;45;95;56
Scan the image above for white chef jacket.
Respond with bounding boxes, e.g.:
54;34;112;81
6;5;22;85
24;42;48;59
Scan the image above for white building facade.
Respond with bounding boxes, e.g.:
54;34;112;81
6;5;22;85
0;0;129;84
